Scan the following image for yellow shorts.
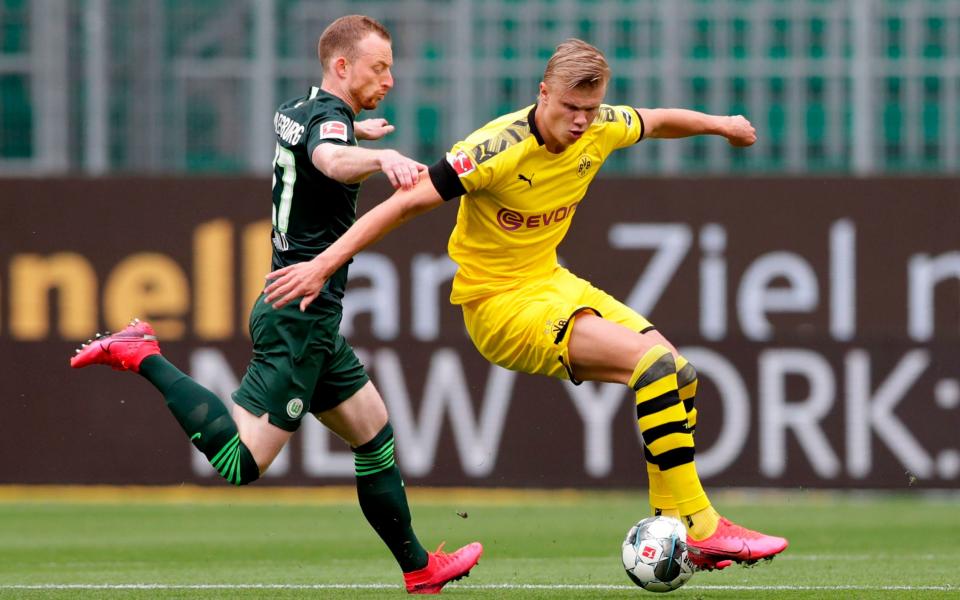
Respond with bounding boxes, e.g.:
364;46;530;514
460;266;654;381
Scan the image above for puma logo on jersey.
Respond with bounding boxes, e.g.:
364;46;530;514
517;173;534;187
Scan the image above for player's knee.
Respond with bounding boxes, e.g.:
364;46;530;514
236;442;262;485
208;434;261;486
629;344;676;391
352;422;397;478
676;358;697;403
675;356;698;431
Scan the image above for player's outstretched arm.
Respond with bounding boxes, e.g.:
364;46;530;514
311;142;427;190
637;108;757;147
264;175;444;311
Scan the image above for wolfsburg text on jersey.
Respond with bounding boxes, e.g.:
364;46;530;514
274;112;305;145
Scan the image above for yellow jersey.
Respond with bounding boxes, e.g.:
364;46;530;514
427;103;643;305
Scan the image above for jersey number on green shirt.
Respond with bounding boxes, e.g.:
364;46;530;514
272;142;297;251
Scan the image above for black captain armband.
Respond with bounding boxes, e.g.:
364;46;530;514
633;107;645;143
428;159;468;201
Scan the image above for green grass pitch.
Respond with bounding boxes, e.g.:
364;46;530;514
0;487;956;599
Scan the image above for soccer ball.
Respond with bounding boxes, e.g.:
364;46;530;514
621;516;694;592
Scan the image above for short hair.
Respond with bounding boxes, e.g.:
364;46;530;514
542;39;610;91
317;15;391;70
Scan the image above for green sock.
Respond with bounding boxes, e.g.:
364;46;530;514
138;355;259;486
354;423;428;572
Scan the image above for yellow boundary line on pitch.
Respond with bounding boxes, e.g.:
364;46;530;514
0;485;941;506
0;485;605;505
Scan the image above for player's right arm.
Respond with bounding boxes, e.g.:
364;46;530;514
264;174;445;311
311;144;426;190
637;108;757;147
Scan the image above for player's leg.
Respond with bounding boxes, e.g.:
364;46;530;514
315;380;430;572
579;321;699;521
312;337;482;594
567;315;708;512
462;270;786;568
70;319;282;485
567;313;787;567
231;403;293;471
459;276;679;521
643;353;697;521
645;352;698;518
140;355;291;480
563;281;703;517
643;354;698;522
675;354;699;435
459;271;695;516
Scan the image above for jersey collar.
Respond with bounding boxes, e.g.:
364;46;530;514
312;86;358;118
527;104;545;146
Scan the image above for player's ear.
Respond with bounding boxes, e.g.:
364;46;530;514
334;56;349;78
538;81;549;104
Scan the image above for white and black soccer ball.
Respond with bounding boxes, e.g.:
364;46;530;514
621;516;694;593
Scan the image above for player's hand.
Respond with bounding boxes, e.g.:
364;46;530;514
263;261;329;312
723;115;757;147
378;149;427;190
354;118;395;141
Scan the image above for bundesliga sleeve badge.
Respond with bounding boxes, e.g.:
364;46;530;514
447;150;476;177
319;120;349;142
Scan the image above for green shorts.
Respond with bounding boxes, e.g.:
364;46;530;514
232;294;370;432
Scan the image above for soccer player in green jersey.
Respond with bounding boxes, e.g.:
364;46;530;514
262;38;788;572
71;15;481;594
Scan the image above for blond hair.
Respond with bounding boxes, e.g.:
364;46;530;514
542;39;610;90
317;15;391;70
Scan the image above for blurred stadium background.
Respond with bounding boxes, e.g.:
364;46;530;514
0;0;960;482
2;0;959;175
0;0;960;599
1;1;958;597
2;0;958;509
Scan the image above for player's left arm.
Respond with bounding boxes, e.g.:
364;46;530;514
636;108;757;147
263;175;445;311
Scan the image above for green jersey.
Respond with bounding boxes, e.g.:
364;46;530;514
270;86;359;307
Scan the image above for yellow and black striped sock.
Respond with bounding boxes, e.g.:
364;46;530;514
671;355;720;539
647;355;699;518
675;355;698;432
646;457;679;519
631;345;712;535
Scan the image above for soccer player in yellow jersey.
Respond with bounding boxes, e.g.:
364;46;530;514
264;38;788;570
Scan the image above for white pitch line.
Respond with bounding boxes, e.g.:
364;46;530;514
692;586;957;591
778;553;944;561
0;583;955;591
